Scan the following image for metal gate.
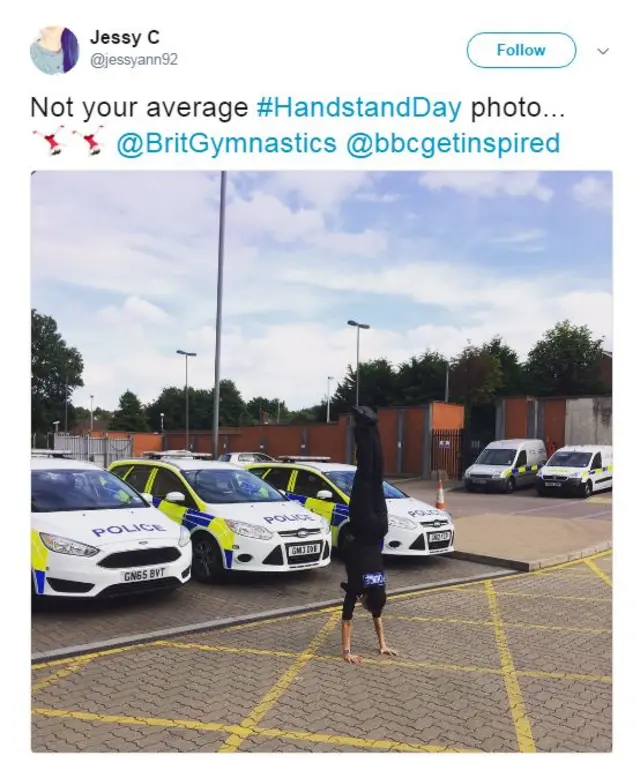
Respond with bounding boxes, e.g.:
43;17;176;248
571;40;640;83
430;429;463;479
53;434;133;468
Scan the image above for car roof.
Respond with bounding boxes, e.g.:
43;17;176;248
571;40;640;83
485;439;543;448
553;445;605;453
264;461;356;474
31;457;104;472
114;457;242;472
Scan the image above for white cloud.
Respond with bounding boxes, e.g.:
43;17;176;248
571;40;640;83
30;171;611;412
571;176;612;210
420;171;554;201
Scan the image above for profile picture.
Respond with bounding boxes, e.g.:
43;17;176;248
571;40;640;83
31;26;79;75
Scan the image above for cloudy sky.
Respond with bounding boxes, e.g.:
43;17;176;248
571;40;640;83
31;170;612;412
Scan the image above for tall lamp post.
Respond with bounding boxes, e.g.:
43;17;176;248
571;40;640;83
90;395;94;431
176;349;197;450
212;170;228;459
347;320;370;406
326;376;334;422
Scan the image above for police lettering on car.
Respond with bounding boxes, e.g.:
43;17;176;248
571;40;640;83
262;513;316;524
91;523;168;537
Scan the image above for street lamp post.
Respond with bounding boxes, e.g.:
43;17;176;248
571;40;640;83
64;371;68;434
160;412;165;432
53;420;60;435
212;170;228;459
347;320;370;406
90;395;94;431
326;376;334;422
176;349;197;450
444;363;450;403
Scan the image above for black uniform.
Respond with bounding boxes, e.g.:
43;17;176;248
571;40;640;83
341;405;388;620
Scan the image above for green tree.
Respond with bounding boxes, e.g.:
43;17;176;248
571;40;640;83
246;396;288;424
31;309;84;435
525;320;607;396
146;381;251;431
482;336;524;396
449;344;503;414
331;358;399;414
395;350;448;404
109;391;150;432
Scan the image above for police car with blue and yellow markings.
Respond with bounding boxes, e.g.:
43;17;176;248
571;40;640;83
536;444;613;498
464;439;548;493
31;451;192;598
245;458;455;557
108;451;332;582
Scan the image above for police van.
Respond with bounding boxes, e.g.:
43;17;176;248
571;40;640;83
108;451;332;582
464;439;548;493
31;451;192;598
536;445;613;497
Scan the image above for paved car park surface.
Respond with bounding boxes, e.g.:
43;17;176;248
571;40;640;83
32;550;612;753
32;555;509;656
405;481;612;521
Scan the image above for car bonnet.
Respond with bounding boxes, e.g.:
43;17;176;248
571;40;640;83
201;500;321;530
33;506;181;546
386;497;450;522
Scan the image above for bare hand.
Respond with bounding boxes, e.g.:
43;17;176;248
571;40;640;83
379;645;398;656
344;652;363;664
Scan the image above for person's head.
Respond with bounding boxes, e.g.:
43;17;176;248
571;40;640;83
361;586;387;617
60;28;79;72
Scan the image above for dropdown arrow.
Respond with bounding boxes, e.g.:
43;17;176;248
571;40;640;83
598;48;609;54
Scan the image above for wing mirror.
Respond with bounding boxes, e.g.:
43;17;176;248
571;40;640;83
317;490;333;500
165;491;186;503
141;492;153;504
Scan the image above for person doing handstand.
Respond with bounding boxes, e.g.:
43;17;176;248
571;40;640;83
340;405;397;664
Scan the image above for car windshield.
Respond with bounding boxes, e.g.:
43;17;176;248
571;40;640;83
547;451;592;468
31;468;148;513
324;471;408;500
475;449;517;466
182;468;284;504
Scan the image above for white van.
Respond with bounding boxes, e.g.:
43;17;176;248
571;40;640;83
464;439;548;493
536;445;613;498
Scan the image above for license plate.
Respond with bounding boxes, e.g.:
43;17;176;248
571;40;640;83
429;532;451;542
289;543;321;557
122;567;166;582
546;482;562;487
474;479;487;485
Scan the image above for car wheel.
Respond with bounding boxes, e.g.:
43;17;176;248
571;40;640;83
536;485;546;497
504;477;516;493
191;533;224;583
582;481;593;499
466;483;476;493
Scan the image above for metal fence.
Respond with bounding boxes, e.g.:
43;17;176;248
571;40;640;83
52;434;133;467
430;429;492;479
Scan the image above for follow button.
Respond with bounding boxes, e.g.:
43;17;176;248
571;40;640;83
467;33;577;69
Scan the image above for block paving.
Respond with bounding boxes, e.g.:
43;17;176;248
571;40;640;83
32;550;612;753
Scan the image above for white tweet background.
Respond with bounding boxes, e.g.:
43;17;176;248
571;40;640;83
6;1;636;759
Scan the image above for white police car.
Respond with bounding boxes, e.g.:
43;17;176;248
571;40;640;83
31;451;192;598
246;460;455;557
108;452;332;582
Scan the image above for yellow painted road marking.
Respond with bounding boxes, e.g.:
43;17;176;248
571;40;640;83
583;558;612;587
32;660;90;693
485;581;536;753
459;591;611;603
217;611;341;752
32;642;152;671
31;707;479;753
153;640;611;684
385;614;611;635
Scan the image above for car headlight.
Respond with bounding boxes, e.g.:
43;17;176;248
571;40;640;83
318;516;330;534
568;472;582;479
388;514;418;530
224;519;274;540
178;526;191;547
492;473;504;479
39;533;100;557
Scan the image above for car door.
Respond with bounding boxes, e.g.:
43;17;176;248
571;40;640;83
513;449;528;487
589;451;609;492
147;466;199;525
255;465;295;495
289;469;337;528
120;464;154;495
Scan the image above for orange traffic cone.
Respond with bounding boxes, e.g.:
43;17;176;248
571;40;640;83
435;479;446;510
